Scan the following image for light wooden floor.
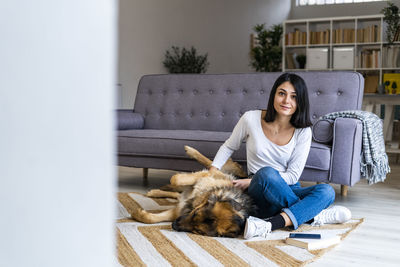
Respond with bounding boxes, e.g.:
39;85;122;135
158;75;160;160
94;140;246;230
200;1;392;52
118;161;400;266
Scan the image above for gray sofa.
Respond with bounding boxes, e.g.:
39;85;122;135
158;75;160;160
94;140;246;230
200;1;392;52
118;72;364;196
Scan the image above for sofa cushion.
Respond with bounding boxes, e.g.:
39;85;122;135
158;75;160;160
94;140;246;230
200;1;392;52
118;129;331;172
117;110;144;130
306;142;331;171
118;129;246;160
312;119;334;144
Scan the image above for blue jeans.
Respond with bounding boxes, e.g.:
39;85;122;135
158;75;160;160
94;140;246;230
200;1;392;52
247;167;335;229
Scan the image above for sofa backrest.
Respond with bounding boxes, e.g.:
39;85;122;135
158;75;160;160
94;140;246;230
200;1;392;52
134;72;364;131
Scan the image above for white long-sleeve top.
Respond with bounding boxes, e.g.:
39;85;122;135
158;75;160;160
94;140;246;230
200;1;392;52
212;110;312;185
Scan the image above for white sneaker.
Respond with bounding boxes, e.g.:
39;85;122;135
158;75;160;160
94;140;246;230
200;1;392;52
312;205;352;226
243;216;272;239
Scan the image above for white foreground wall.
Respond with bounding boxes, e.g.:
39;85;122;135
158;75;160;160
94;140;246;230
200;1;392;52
0;1;117;267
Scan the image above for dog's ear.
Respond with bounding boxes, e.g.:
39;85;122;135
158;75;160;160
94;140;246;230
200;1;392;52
229;199;242;211
208;195;217;206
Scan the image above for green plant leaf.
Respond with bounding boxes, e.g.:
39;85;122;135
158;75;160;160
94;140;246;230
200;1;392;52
163;46;209;73
250;24;283;72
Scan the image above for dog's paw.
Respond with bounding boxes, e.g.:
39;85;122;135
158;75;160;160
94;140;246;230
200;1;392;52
129;207;146;221
171;172;196;186
146;189;163;198
170;173;181;185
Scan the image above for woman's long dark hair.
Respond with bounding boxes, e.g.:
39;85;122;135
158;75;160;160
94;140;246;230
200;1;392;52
264;73;312;128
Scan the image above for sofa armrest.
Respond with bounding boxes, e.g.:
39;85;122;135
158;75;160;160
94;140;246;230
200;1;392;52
330;118;363;186
117;109;144;130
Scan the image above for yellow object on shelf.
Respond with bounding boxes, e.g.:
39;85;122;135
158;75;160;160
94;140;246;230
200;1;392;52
383;73;400;94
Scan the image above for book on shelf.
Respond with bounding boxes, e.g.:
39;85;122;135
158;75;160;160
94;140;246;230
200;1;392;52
285;52;300;69
285;234;341;250
286;53;295;69
309;29;330;45
333;28;355;44
285;28;306;46
383;73;400;94
356;25;380;43
364;75;379;93
382;46;400;68
359;48;381;68
344;28;355;43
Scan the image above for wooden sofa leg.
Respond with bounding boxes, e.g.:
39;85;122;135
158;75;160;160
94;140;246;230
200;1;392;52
341;185;348;197
143;168;148;180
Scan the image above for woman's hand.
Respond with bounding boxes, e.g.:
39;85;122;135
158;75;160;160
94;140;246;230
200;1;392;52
232;178;251;190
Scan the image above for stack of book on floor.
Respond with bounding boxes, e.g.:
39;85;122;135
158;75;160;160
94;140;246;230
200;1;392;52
285;233;341;251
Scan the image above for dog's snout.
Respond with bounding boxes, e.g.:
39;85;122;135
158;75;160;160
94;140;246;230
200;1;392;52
172;216;183;231
172;220;179;231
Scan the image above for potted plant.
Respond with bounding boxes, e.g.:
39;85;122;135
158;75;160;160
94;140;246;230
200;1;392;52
163;46;209;73
381;2;400;44
296;54;307;69
250;24;283;72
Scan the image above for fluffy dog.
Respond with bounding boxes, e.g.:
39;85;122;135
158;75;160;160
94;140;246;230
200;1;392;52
129;146;255;237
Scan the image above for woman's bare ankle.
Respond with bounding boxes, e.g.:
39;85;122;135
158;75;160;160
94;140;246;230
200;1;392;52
280;212;293;227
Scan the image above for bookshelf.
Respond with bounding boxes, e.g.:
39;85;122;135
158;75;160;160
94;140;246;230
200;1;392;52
283;15;400;87
283;15;400;150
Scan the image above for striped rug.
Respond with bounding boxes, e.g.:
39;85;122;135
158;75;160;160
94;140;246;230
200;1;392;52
116;192;363;267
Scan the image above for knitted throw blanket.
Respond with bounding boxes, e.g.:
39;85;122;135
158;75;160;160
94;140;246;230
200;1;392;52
322;110;390;184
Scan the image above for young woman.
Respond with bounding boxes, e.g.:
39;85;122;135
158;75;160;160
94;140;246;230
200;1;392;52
209;73;351;239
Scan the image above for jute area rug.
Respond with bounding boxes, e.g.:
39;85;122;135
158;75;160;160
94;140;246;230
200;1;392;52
116;192;363;267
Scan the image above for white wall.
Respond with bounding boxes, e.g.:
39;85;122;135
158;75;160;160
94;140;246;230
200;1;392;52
0;1;117;267
289;0;400;19
118;0;291;109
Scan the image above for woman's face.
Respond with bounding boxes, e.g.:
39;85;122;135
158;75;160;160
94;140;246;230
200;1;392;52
273;81;297;117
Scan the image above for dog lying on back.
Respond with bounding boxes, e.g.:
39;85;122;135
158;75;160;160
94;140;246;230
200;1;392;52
129;146;256;237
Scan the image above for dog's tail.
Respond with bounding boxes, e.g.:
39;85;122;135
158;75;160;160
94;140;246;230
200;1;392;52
184;145;247;178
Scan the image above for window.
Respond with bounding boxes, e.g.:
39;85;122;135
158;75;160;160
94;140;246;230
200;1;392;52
297;0;386;6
